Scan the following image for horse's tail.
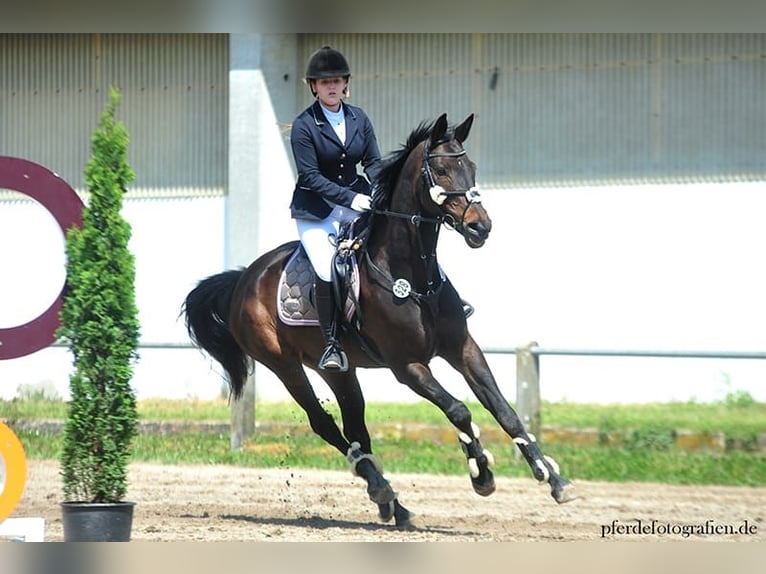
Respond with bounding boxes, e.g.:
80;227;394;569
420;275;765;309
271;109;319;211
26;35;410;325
182;268;250;400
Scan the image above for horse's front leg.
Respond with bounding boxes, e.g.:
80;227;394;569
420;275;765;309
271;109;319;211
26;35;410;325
442;335;577;504
391;362;497;497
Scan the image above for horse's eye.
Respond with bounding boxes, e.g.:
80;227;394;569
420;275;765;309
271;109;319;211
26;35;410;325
436;167;448;177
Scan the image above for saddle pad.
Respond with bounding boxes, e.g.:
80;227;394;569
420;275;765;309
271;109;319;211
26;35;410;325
277;247;358;327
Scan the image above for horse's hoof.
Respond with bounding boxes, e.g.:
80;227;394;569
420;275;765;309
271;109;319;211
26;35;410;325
551;479;577;504
378;501;395;523
470;465;495;497
471;473;496;497
393;500;415;528
378;499;415;527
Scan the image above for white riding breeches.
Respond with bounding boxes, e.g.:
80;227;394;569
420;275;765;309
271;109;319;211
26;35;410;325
296;205;360;282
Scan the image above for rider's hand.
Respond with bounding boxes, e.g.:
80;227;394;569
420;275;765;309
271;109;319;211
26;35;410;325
351;193;372;212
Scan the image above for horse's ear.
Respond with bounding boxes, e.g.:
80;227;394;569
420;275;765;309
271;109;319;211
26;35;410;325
455;113;475;144
430;113;449;147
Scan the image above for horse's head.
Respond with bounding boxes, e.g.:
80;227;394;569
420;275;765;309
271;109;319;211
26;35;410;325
420;113;492;248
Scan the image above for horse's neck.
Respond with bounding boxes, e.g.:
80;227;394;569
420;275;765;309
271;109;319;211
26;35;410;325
368;212;440;287
367;146;441;287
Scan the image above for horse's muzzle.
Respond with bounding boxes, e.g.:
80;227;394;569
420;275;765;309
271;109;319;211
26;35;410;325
463;219;491;248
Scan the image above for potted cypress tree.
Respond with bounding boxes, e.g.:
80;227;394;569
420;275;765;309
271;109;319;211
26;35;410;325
57;87;140;542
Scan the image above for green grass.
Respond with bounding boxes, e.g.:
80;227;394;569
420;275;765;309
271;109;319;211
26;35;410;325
4;397;765;487
543;400;766;436
1;397;232;421
12;427;766;487
3;397;764;436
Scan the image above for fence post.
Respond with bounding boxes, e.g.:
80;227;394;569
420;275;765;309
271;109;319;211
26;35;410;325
516;341;541;441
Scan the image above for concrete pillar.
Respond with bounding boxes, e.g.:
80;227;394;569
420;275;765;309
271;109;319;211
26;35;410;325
226;34;298;451
227;33;260;451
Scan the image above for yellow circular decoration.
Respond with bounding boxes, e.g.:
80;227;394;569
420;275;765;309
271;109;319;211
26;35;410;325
0;422;27;522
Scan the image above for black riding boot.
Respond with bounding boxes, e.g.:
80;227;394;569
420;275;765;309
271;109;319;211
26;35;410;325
314;279;348;372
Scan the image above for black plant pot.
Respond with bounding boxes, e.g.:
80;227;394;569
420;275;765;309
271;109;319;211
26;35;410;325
61;501;136;542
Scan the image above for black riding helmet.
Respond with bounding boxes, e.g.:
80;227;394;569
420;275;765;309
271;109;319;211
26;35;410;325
305;46;351;98
305;45;350;81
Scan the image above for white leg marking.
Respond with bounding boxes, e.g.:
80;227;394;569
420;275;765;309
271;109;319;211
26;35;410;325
513;436;529;446
483;449;495;468
527;433;537;443
471;422;481;438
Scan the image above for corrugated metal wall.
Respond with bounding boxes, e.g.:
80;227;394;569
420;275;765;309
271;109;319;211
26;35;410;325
297;33;766;187
2;34;763;197
0;34;228;198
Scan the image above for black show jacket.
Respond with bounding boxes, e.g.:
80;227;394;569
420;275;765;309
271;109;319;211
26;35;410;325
289;100;382;221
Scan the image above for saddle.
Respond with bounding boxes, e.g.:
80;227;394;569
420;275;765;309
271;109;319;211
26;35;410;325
277;223;363;327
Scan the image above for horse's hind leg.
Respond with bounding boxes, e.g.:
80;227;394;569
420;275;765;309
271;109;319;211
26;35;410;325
264;359;352;457
348;444;413;527
319;370;414;527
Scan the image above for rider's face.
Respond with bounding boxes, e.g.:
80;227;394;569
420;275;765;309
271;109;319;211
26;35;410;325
312;76;347;111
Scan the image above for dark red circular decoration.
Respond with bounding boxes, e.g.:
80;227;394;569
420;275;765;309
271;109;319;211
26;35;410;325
0;156;83;360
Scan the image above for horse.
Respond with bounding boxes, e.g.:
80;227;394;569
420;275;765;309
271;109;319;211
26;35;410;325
183;113;576;527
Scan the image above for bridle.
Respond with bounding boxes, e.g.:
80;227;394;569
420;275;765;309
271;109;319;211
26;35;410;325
421;144;483;232
362;140;483;303
370;140;483;231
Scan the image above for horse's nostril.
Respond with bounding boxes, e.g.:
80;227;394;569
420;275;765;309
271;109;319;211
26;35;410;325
468;221;491;238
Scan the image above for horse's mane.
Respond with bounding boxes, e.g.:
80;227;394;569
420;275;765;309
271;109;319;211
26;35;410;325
371;119;439;211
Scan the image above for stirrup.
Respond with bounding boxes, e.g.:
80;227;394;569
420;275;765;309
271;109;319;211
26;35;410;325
462;299;474;318
319;343;348;372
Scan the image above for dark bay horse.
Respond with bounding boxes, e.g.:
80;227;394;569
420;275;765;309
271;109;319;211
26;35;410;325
183;113;576;527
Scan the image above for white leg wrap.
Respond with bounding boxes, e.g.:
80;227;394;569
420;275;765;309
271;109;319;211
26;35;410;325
458;423;482;445
512;436;529;446
535;459;550;483
527;432;537;443
346;441;383;477
467;458;480;478
458;425;491;477
544;455;560;474
458;431;472;445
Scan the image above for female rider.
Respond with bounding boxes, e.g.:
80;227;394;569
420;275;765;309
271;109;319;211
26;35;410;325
289;46;382;372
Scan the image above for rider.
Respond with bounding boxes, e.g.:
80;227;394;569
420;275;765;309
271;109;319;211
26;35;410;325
289;45;382;372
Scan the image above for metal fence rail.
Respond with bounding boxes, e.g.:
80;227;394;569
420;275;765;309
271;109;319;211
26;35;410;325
485;346;766;360
508;342;766;440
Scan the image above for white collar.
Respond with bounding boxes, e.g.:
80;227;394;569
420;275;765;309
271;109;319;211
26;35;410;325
320;102;345;125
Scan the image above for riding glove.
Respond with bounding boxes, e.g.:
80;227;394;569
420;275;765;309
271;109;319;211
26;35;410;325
350;194;372;212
